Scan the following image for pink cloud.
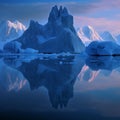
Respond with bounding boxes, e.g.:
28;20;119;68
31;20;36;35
74;16;120;35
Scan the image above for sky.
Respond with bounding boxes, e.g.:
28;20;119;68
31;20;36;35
0;0;120;34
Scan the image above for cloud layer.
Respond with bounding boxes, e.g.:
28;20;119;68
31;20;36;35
74;16;120;34
0;2;97;21
0;0;120;34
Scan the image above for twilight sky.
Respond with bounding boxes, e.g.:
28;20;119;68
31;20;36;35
0;0;120;34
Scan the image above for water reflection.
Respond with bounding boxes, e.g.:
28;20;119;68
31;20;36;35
78;65;100;83
0;59;27;91
86;56;120;71
77;56;120;83
0;55;120;119
3;55;85;108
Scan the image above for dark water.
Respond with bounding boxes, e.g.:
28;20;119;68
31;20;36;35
0;54;120;120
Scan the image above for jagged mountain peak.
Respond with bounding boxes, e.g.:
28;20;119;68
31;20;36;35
0;20;26;43
80;25;102;40
29;20;40;29
48;6;59;22
3;6;85;53
13;20;26;30
101;31;113;37
48;5;73;27
0;20;26;30
62;7;69;15
100;31;117;42
82;25;94;31
77;25;102;46
48;5;69;21
79;25;96;35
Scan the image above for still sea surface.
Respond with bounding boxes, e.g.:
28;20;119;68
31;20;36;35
0;54;120;120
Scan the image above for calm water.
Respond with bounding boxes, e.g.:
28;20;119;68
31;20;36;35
0;54;120;120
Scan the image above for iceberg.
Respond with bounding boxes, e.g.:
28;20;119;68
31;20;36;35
3;6;85;54
86;41;120;56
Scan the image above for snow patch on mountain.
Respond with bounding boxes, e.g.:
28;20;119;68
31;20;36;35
77;25;103;46
0;20;26;49
0;20;26;41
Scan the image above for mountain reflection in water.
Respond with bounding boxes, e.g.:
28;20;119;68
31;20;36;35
1;55;120;120
3;55;85;108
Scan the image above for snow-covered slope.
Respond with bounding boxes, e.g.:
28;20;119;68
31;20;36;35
77;26;103;46
100;31;117;42
0;20;26;41
116;34;120;45
0;20;26;49
3;6;85;54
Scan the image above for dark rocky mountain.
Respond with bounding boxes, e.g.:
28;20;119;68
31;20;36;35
3;6;85;54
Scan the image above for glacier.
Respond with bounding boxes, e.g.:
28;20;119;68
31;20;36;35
3;6;85;54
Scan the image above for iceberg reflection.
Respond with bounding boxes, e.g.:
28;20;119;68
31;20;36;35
3;55;120;109
86;56;120;71
3;55;85;108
